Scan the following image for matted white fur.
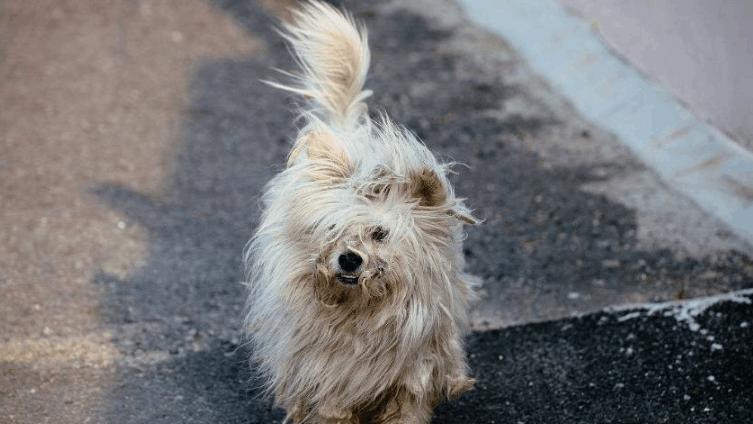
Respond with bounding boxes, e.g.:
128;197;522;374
244;2;478;423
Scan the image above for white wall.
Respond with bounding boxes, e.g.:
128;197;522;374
559;0;753;149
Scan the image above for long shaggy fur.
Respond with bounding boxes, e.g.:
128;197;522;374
244;2;478;423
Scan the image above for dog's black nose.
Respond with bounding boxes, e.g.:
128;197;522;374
338;252;362;273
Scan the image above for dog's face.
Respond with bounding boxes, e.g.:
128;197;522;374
282;126;476;308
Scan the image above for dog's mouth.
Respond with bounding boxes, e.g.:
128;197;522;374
335;274;359;285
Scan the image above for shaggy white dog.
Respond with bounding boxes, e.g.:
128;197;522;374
244;2;478;422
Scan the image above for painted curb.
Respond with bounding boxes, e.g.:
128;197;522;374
459;0;753;246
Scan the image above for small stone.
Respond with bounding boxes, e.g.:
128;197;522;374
601;259;621;269
170;31;184;43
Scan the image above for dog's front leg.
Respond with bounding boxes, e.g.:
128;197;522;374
376;390;433;424
443;331;475;399
284;400;356;424
375;360;435;424
312;402;358;424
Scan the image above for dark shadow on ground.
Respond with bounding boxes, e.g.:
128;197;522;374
91;0;753;422
93;2;291;422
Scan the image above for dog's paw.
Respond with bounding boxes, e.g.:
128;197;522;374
316;404;357;424
446;374;475;399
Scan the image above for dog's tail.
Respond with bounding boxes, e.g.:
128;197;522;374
269;1;371;128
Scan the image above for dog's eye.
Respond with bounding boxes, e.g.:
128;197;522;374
371;227;388;242
374;185;390;196
366;184;391;200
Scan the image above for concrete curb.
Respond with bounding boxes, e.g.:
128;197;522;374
459;0;753;246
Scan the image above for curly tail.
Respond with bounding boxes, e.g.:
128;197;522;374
269;1;372;128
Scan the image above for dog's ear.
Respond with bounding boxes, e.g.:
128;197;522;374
409;168;479;225
289;129;352;181
409;168;447;207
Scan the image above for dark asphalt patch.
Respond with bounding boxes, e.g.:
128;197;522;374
437;300;753;424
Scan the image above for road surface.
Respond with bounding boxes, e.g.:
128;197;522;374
1;0;752;422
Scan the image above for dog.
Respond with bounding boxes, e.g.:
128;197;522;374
244;2;478;422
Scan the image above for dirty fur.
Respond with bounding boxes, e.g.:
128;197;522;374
244;2;478;422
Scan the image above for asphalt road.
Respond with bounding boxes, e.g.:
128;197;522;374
437;295;753;424
1;0;752;423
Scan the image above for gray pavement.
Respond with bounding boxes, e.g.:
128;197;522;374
1;0;752;423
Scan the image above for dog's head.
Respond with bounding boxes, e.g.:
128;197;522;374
243;1;477;314
274;122;478;308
